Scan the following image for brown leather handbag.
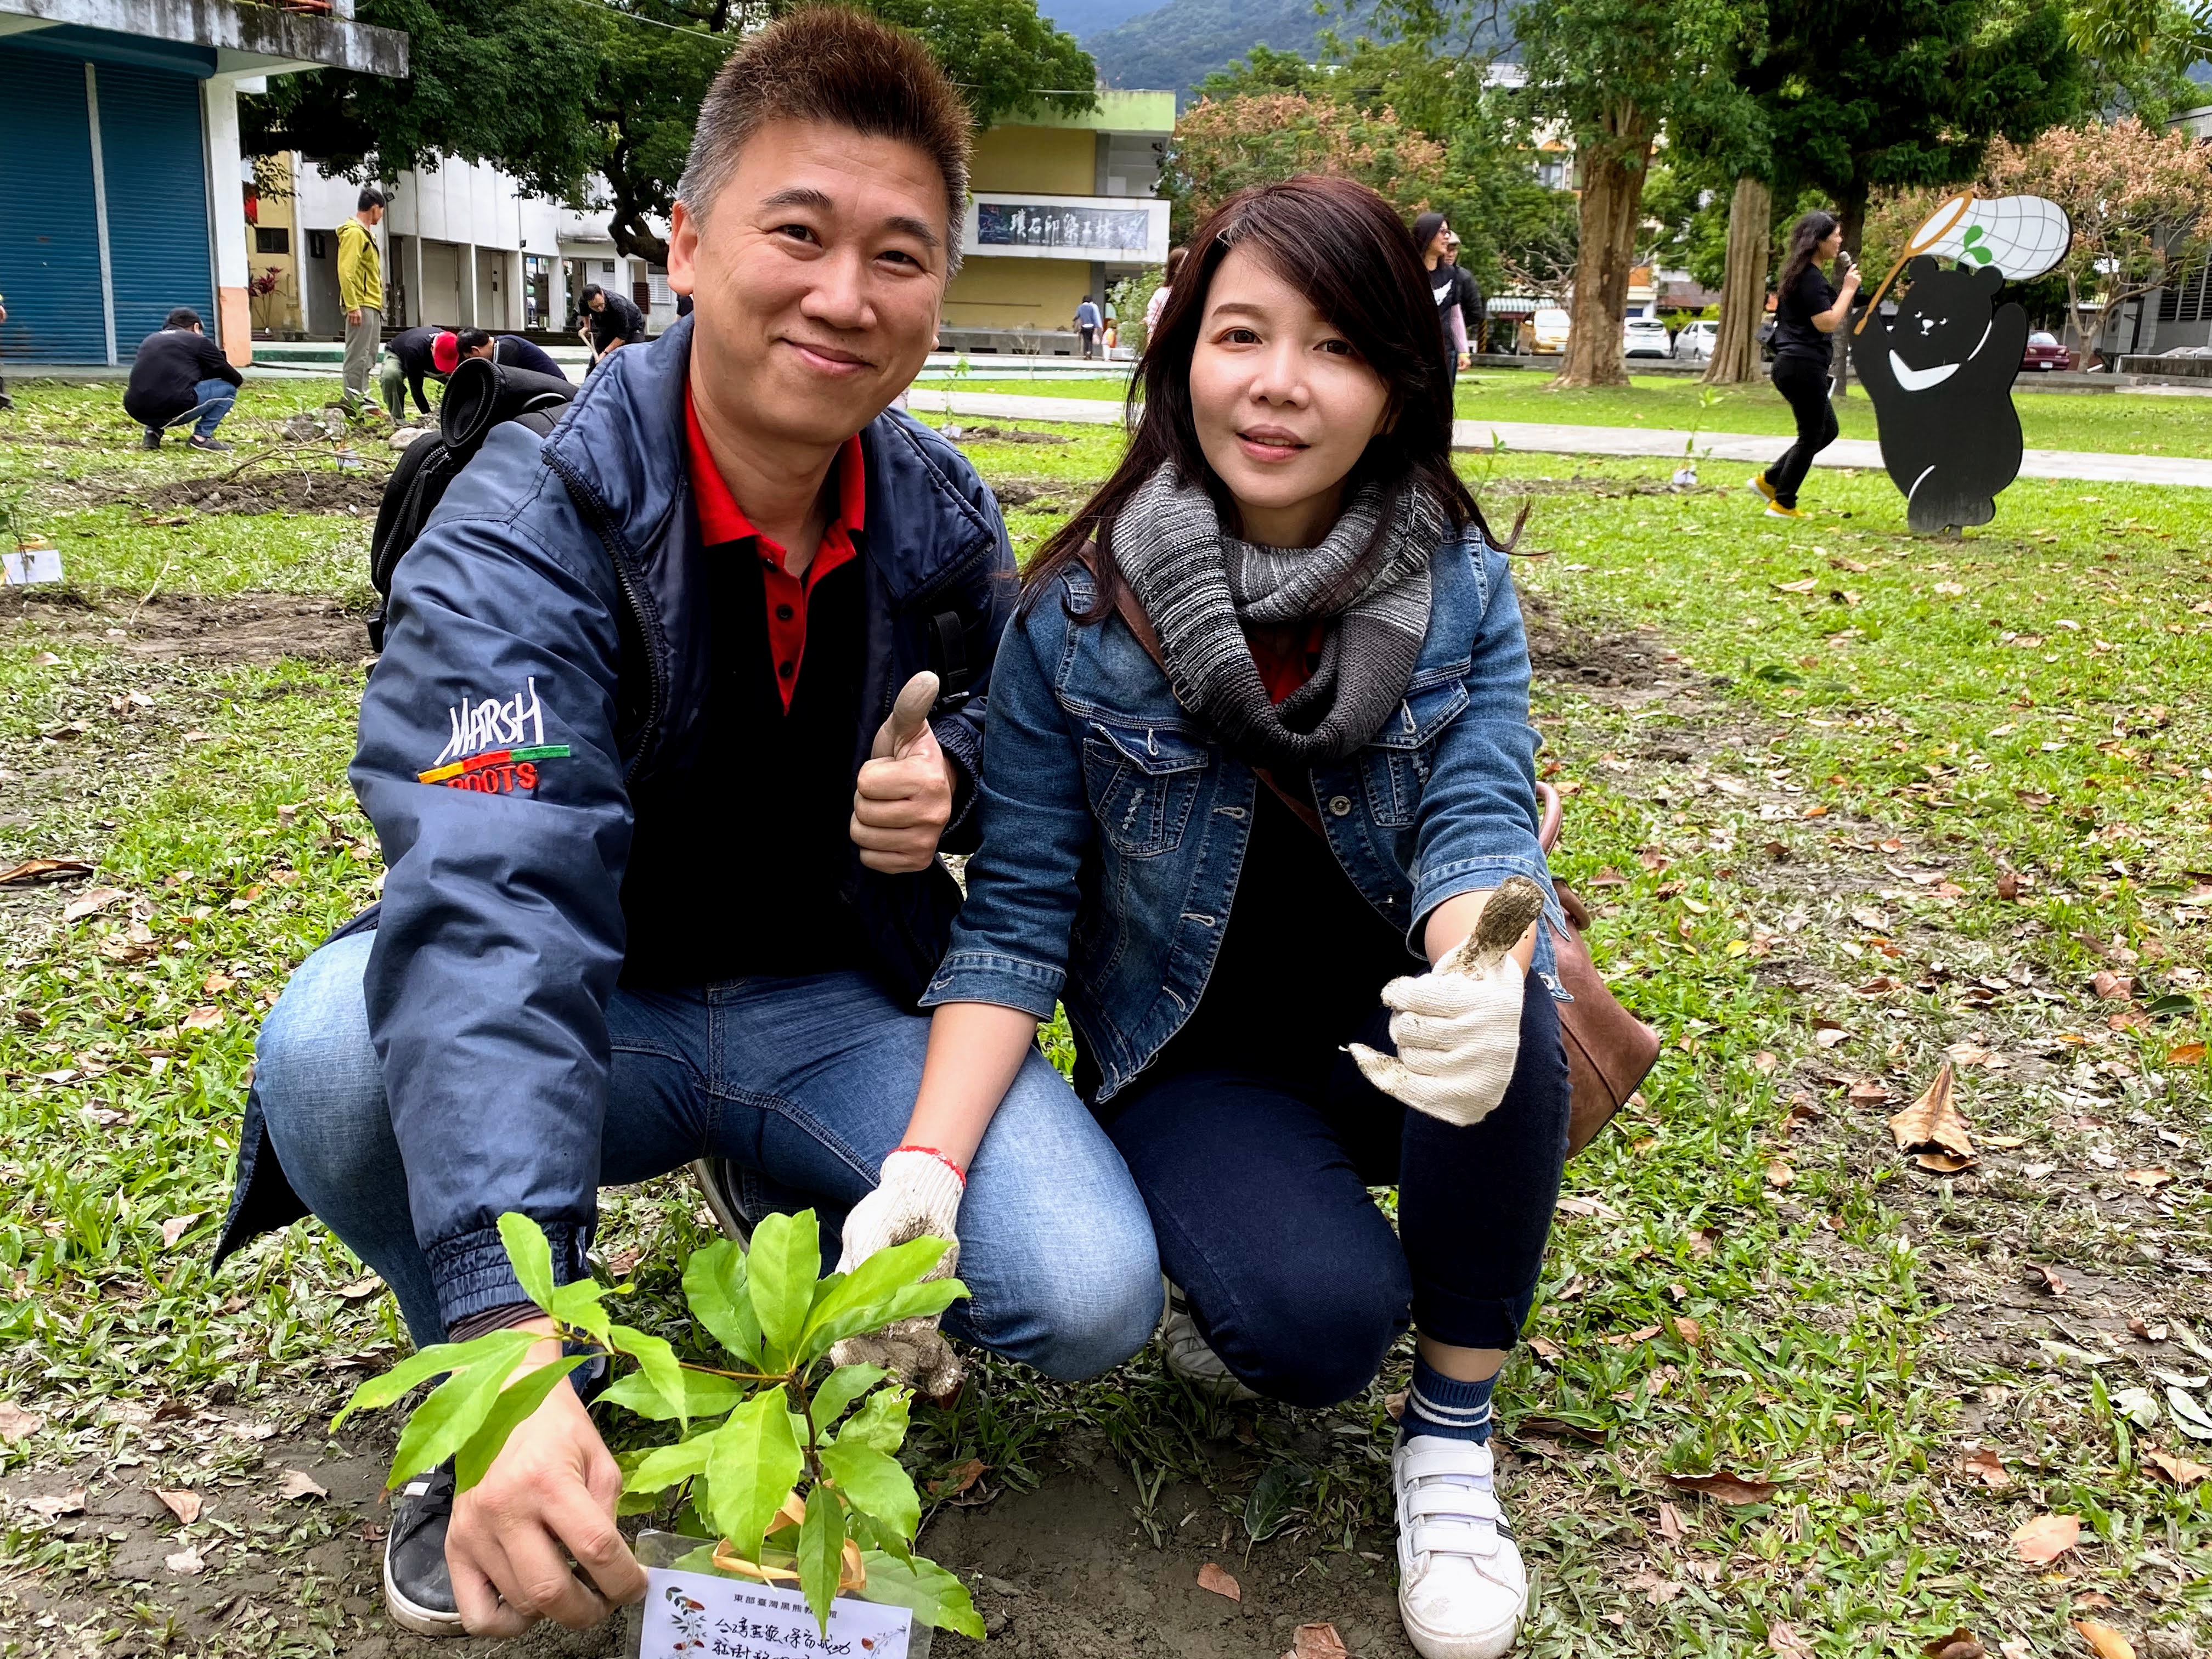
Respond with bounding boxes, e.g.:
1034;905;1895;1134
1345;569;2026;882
1535;781;1662;1156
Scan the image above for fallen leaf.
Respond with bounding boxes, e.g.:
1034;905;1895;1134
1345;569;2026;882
164;1547;204;1575
1196;1562;1240;1601
1848;1077;1895;1102
2125;1167;2175;1190
2027;1263;2068;1296
182;1006;224;1030
1888;1062;1974;1164
2000;1642;2034;1659
160;1214;202;1248
1671;1315;1705;1346
276;1468;328;1501
1287;1624;1348;1659
154;1488;202;1525
63;886;129;922
1815;1026;1853;1048
2073;1620;2135;1659
2168;1041;2207;1065
201;971;236;995
1921;1630;1987;1659
0;857;94;886
1751;1051;1779;1075
1518;1416;1608;1444
1996;871;2023;901
2011;1512;2081;1565
1664;1470;1778;1506
1774;577;1821;593
1766;1160;1795;1189
1555;1194;1625;1221
2145;1448;2212;1487
1604;1325;1663;1346
25;1488;86;1518
334;1274;385;1301
2092;970;2133;1001
927;1458;987;1499
1915;1152;1977;1173
1628;1568;1685;1605
0;1401;42;1443
1657;1500;1688;1542
1957;1447;2013;1489
1768;1620;1818;1658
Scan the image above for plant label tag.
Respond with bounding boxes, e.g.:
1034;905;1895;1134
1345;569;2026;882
2;546;63;586
638;1567;913;1659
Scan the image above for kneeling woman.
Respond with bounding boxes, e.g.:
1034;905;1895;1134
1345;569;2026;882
902;177;1569;1659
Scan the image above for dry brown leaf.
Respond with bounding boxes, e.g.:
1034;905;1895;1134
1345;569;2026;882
2073;1620;2135;1659
1751;1051;1779;1075
1996;871;2023;901
334;1274;384;1301
159;1214;202;1249
1287;1624;1348;1659
153;1488;202;1525
1915;1152;1977;1173
182;1006;225;1031
1664;1471;1779;1506
201;972;236;996
1767;1620;1819;1658
0;1401;42;1444
25;1488;85;1518
927;1458;987;1499
1384;1386;1409;1418
1999;1641;2034;1659
1671;1314;1705;1346
1815;1027;1853;1048
2091;970;2133;1001
2027;1263;2068;1296
1196;1562;1240;1601
1957;1447;2013;1489
1766;1160;1795;1189
0;857;94;886
1628;1568;1685;1605
2125;1167;2175;1190
276;1468;328;1501
2145;1448;2212;1487
1604;1325;1663;1347
1888;1062;1974;1164
2168;1042;2207;1065
1657;1500;1688;1543
2011;1512;2081;1565
1921;1629;1987;1659
63;886;129;922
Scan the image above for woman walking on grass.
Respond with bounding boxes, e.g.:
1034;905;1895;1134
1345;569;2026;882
1753;210;1862;519
887;176;1571;1659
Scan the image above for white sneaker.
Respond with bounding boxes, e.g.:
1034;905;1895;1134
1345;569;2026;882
1157;1279;1257;1401
1393;1435;1526;1659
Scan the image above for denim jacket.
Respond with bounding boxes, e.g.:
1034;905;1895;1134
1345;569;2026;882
921;531;1566;1105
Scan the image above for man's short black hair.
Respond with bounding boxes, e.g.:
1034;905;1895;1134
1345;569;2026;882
358;185;387;212
579;284;604;304
455;328;492;353
165;307;202;330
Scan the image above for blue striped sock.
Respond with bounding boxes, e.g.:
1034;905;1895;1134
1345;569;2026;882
1401;1355;1496;1446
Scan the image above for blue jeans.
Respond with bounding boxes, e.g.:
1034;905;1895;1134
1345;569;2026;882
1101;971;1569;1407
153;377;235;441
254;932;1163;1379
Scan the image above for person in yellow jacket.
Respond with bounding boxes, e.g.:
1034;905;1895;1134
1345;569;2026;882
337;187;387;407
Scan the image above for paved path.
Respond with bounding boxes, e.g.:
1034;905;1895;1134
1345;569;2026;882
905;387;2212;489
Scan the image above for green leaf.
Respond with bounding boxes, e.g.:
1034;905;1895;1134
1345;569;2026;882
802;1277;968;1367
798;1235;946;1358
498;1212;557;1311
858;1550;985;1638
547;1277;613;1345
682;1240;764;1368
834;1388;911;1456
608;1325;690;1426
820;1440;920;1543
1243;1459;1316;1543
744;1211;821;1366
625;1436;713;1495
332;1330;533;1430
704;1390;804;1563
455;1356;586;1489
599;1365;746;1424
387;1339;536;1488
795;1487;845;1634
1962;224;1985;246
810;1364;887;1432
845;1505;912;1566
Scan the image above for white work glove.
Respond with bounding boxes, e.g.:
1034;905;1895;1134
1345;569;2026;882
829;1148;967;1398
1349;875;1547;1129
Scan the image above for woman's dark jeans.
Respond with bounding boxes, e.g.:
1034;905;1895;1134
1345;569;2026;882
1101;970;1571;1408
1765;352;1839;506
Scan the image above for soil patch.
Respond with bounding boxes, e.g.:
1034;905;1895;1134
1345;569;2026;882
988;479;1070;511
946;424;1074;444
1520;588;1666;689
1;589;369;664
137;466;390;518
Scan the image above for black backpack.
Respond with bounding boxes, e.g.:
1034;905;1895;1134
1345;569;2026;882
366;358;577;650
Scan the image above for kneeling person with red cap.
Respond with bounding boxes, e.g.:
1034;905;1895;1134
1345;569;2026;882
380;326;571;419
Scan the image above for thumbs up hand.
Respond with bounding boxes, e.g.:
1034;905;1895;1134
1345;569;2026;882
851;671;956;873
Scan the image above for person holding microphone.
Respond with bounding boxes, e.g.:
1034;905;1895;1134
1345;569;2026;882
1752;210;1861;520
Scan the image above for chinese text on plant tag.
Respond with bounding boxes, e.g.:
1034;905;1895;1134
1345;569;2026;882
637;1567;912;1659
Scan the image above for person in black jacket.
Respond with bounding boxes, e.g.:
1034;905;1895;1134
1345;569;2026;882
380;324;446;417
576;284;647;364
123;309;244;451
452;328;567;381
1752;211;1863;518
1443;232;1486;356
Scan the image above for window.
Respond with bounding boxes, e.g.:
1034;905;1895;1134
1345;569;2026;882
308;230;328;259
255;227;290;255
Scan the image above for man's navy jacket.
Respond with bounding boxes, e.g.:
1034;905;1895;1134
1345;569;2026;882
216;317;1016;1329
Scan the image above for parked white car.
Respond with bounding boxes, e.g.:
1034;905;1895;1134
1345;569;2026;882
1672;318;1719;363
1623;317;1672;358
1531;307;1571;353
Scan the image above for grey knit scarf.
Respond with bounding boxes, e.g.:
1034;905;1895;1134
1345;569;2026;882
1111;465;1451;769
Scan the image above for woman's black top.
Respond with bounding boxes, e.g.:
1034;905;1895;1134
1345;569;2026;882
1773;264;1838;364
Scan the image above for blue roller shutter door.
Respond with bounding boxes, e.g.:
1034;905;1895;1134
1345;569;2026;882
97;62;215;353
0;46;108;364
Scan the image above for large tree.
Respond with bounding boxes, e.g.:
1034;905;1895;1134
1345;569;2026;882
245;0;1097;264
1511;0;1760;387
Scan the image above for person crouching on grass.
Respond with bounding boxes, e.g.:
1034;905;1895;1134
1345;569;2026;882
890;176;1572;1659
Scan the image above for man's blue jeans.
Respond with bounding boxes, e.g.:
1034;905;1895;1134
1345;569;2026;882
152;377;235;441
253;932;1163;1380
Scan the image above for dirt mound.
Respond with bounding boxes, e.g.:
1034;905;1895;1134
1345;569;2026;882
137;467;390;518
1520;589;1663;687
990;479;1071;510
946;424;1074;444
1;589;369;664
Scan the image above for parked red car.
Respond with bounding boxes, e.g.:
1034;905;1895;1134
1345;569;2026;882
2021;331;2071;371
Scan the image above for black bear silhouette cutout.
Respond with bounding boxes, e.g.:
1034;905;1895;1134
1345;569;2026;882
1850;255;2029;535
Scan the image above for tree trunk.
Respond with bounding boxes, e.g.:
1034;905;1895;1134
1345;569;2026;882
1831;180;1869;399
1704;173;1773;387
1555;130;1655;389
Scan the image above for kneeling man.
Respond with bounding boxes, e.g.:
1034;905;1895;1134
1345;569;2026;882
215;9;1159;1640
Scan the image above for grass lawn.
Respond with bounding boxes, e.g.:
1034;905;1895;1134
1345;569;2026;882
2;379;2209;1658
936;367;2212;459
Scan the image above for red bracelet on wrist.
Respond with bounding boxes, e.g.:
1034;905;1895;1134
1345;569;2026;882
893;1144;967;1187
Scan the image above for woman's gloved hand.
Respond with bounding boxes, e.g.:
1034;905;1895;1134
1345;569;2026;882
1349;875;1547;1128
828;1148;967;1398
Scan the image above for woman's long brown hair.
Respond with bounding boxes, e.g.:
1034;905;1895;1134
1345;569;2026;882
1020;175;1501;623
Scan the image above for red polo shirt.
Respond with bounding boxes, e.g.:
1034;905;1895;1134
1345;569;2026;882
684;387;865;713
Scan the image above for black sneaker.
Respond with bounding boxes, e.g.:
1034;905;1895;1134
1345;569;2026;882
384;1461;465;1636
187;435;232;452
142;430;162;450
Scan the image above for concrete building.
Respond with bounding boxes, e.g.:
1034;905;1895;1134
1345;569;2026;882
941;90;1174;355
0;0;406;365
